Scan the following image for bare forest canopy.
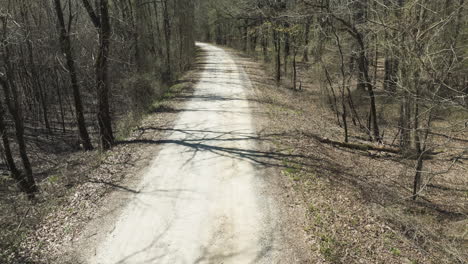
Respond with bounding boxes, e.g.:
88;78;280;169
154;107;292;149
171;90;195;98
0;0;467;262
195;0;468;199
0;0;195;198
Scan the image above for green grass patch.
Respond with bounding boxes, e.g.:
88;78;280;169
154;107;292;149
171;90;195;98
282;160;302;181
319;233;342;263
390;247;401;256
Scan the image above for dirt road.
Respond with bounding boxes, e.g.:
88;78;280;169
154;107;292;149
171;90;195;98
89;43;303;264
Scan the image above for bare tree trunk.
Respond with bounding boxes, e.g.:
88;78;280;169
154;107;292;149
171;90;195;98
250;29;258;53
412;75;423;199
302;18;311;63
261;30;269;62
412;152;424;199
25;40;51;133
292;47;297;90
273;30;281;82
162;0;172;83
0;16;38;197
384;58;399;92
81;0;114;150
0;99;33;197
399;95;412;152
96;0;114;150
55;74;66;133
322;64;342;127
0;77;38;198
283;30;290;75
355;33;380;141
333;24;350;142
54;0;93;150
242;25;248;51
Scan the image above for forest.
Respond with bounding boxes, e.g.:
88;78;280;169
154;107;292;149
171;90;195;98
1;0;467;263
197;0;468;186
0;0;195;261
0;0;194;196
194;0;467;262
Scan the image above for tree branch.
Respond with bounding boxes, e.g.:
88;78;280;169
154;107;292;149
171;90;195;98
81;0;100;28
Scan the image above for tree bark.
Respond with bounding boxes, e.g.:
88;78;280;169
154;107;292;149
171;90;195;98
273;30;281;82
162;0;172;83
355;32;380;141
54;0;93;150
81;0;114;150
302;18;311;62
384;58;399;92
96;0;114;150
0;98;33;197
292;47;297;90
283;29;290;75
0;77;38;198
0;16;38;197
261;31;269;62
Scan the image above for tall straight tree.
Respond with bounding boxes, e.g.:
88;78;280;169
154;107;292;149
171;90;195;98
54;0;93;150
0;84;37;199
81;0;114;150
1;14;38;198
161;0;172;83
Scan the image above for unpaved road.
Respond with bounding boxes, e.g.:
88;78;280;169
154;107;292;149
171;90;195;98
89;43;304;264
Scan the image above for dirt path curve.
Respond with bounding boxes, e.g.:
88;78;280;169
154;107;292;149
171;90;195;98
90;43;303;264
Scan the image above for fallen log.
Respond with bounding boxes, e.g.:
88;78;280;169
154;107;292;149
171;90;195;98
315;136;401;154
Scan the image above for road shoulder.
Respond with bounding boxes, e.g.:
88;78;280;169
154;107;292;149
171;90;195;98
227;48;316;263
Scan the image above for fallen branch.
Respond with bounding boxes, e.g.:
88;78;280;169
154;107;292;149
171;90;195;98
16;207;31;233
314;136;401;154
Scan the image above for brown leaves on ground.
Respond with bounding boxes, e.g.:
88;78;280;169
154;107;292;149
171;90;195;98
229;49;467;264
